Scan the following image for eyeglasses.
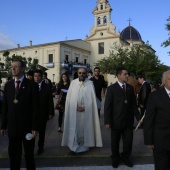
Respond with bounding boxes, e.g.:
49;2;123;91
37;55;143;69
78;72;86;75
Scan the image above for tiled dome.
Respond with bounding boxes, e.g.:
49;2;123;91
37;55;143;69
120;26;142;41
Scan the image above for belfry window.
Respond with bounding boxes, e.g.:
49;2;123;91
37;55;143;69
97;17;101;26
103;16;107;24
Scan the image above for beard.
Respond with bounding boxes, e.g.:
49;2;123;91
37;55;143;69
79;76;85;82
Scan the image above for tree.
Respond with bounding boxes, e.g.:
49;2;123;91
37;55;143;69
95;43;168;83
1;51;39;78
161;16;170;55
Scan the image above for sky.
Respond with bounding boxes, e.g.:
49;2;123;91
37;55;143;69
0;0;170;65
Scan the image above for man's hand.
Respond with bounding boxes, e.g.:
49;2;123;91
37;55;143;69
147;145;154;149
0;129;6;136
140;104;144;108
77;106;85;112
32;131;38;138
105;124;110;129
49;115;54;119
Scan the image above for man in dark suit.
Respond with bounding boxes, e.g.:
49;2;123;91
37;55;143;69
137;75;151;117
42;72;52;89
34;70;54;155
104;68;141;168
144;70;170;170
0;59;39;170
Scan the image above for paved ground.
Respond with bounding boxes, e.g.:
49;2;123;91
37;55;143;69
0;98;154;169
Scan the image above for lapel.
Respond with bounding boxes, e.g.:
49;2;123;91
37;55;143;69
39;82;44;94
39;82;47;100
115;82;129;93
115;82;125;95
10;79;16;98
160;87;170;103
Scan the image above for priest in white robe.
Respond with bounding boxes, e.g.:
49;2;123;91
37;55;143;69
61;68;102;154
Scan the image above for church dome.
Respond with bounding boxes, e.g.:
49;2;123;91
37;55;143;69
120;26;142;41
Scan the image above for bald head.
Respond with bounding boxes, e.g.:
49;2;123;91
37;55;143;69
162;70;170;90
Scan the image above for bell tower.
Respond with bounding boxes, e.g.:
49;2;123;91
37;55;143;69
85;0;119;41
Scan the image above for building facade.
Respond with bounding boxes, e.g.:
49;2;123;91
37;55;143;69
0;0;145;84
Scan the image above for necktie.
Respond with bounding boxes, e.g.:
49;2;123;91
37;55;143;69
122;84;126;93
16;80;21;91
15;80;21;94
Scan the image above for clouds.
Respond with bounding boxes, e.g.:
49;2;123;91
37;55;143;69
0;32;16;50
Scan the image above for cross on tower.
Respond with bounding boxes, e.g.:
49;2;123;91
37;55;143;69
127;18;132;26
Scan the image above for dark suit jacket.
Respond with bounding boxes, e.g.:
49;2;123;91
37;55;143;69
138;81;151;107
1;77;39;138
104;82;141;129
144;87;170;150
39;82;54;125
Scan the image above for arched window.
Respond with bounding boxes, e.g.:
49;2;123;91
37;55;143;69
97;17;101;26
103;16;107;25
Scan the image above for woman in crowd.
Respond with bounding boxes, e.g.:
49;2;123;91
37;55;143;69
56;73;70;132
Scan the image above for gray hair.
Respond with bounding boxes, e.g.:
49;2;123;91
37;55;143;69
162;70;170;80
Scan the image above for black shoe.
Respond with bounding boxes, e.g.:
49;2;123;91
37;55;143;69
120;156;133;167
112;161;119;168
68;151;76;155
37;148;44;155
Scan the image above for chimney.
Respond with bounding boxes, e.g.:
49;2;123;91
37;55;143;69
17;44;20;48
30;40;32;46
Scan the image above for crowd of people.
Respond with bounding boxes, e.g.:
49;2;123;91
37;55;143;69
0;59;169;170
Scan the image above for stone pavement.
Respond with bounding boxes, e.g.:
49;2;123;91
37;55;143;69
0;98;154;169
0;165;154;170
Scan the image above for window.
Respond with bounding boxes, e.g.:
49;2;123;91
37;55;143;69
103;16;107;24
84;59;87;65
97;17;101;26
76;57;78;63
65;55;69;62
98;42;104;54
101;5;103;10
49;54;53;63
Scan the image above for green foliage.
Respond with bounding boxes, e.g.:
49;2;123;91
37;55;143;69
2;51;9;57
95;44;169;83
161;16;170;55
1;51;39;78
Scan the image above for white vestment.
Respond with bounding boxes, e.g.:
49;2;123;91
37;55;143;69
61;78;102;152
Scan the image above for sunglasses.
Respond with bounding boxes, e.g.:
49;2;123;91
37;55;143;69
78;72;86;75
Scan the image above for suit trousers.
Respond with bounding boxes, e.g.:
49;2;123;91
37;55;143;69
111;127;133;161
153;147;170;170
38;121;47;149
8;134;35;170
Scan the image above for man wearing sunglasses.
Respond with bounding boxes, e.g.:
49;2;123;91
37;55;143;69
62;67;102;154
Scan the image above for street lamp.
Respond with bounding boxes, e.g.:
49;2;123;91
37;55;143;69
52;74;55;82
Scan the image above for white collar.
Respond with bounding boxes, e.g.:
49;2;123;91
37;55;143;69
164;87;170;95
117;81;126;88
15;75;24;83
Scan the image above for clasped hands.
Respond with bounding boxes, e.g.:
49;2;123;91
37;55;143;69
77;106;85;112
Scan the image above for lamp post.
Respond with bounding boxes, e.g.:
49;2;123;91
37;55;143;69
52;74;55;82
